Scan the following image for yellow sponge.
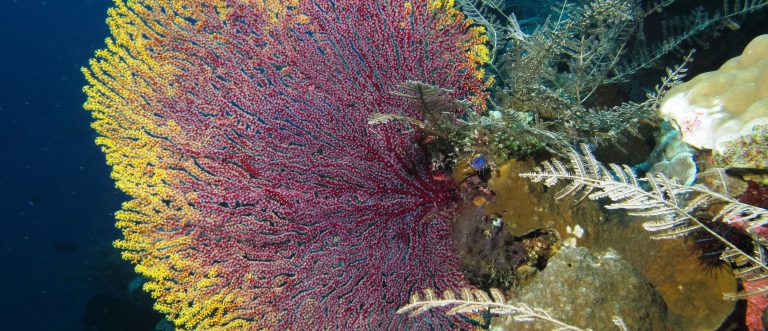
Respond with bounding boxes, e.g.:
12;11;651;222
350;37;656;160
660;34;768;152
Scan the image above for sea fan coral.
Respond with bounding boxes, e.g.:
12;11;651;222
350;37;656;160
82;0;487;329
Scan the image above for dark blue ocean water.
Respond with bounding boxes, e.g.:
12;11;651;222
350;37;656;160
0;1;161;330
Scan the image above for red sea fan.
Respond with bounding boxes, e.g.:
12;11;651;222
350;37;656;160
738;181;768;331
83;0;487;329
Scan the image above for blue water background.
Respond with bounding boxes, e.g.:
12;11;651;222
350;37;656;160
0;1;135;330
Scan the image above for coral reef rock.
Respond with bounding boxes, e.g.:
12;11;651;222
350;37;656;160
593;216;737;331
486;160;606;247
492;246;669;331
492;159;737;330
660;34;768;152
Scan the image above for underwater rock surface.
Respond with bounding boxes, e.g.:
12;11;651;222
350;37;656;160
486;160;737;330
595;218;738;330
493;246;668;331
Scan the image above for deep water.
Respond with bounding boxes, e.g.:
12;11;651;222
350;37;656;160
0;1;161;330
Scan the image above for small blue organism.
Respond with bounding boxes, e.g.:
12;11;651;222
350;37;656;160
471;155;487;170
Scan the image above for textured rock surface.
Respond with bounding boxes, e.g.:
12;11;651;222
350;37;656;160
593;217;737;330
485;160;606;245
489;159;737;330
492;246;669;331
453;206;560;290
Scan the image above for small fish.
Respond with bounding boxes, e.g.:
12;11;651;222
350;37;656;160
470;155;487;170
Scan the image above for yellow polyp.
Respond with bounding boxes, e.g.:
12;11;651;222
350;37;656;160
429;0;454;10
153;302;174;314
474;67;486;80
196;277;219;289
405;2;413;14
141;281;160;292
135;265;161;280
472;196;488;207
468;26;491;64
113;239;147;251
